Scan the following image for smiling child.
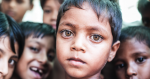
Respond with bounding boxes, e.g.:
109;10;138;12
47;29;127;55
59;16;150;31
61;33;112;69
56;0;122;79
12;22;56;79
113;26;150;79
0;12;24;79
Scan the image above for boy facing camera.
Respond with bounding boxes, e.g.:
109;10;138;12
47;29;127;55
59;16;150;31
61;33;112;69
56;0;122;79
113;26;150;79
1;0;33;23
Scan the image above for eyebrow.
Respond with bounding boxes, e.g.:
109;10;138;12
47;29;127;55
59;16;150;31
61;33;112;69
28;41;44;47
86;26;108;34
131;52;149;57
11;55;18;59
60;22;75;28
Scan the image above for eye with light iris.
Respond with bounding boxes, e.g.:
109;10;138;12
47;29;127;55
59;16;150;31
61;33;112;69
61;30;73;38
90;34;103;42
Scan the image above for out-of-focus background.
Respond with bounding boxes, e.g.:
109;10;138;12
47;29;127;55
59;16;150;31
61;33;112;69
0;0;142;28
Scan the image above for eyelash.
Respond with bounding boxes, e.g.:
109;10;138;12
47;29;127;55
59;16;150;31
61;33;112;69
44;10;52;14
90;34;103;43
29;47;40;53
60;29;74;38
115;63;125;70
136;57;146;64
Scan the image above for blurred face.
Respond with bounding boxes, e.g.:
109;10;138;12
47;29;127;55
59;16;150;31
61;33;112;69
1;0;32;23
114;38;150;79
0;36;18;79
141;10;150;27
17;35;55;79
56;3;120;79
43;0;60;29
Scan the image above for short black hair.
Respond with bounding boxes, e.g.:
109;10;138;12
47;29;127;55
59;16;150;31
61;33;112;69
138;0;150;14
19;22;55;39
56;0;122;44
40;0;64;8
120;26;150;48
0;12;25;58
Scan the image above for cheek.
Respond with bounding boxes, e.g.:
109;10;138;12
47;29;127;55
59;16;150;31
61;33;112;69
5;68;14;79
138;60;150;78
17;48;34;72
43;15;52;24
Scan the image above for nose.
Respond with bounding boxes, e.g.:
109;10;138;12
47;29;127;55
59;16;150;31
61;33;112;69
37;51;48;64
126;62;137;77
70;35;86;53
0;59;8;77
9;1;16;8
51;10;58;22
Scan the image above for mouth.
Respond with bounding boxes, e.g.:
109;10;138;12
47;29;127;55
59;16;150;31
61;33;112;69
67;58;86;66
29;66;45;78
6;10;16;17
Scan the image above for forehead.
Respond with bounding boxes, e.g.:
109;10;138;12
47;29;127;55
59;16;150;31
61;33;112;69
59;3;111;34
44;0;60;7
26;35;55;48
115;38;150;59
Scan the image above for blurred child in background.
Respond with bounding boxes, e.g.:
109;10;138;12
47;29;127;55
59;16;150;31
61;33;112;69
40;0;63;29
138;0;150;27
40;0;65;79
0;12;24;79
1;0;33;23
113;26;150;79
12;22;56;79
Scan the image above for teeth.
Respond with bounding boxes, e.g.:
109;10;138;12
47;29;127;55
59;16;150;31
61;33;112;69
39;69;43;74
31;67;38;71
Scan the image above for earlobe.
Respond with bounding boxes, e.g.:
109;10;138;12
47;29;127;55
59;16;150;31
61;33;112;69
108;41;120;62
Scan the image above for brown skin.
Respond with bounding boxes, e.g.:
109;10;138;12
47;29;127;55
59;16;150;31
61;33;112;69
114;38;150;79
16;35;55;79
0;36;18;79
56;3;120;79
43;0;60;29
1;0;33;23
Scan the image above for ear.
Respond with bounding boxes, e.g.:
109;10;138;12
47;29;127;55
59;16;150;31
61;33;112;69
108;41;120;62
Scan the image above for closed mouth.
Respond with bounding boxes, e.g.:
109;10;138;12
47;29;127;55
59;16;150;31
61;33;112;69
67;58;86;64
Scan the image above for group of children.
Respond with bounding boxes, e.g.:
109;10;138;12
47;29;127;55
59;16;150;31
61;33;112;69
0;0;150;79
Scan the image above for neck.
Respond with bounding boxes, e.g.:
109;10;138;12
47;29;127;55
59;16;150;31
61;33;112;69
65;72;101;79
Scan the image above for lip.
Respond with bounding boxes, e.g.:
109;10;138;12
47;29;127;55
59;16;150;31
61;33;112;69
67;57;86;66
51;24;56;29
5;10;16;17
29;66;47;79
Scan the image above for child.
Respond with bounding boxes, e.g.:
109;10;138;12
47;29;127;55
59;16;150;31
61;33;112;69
138;0;150;27
40;0;63;29
56;0;122;79
0;12;24;79
1;0;33;23
12;22;56;79
40;0;66;79
113;26;150;79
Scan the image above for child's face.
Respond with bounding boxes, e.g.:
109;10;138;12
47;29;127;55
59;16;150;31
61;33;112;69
17;35;55;79
114;38;150;79
0;36;18;79
1;0;32;23
56;3;120;79
43;0;60;29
